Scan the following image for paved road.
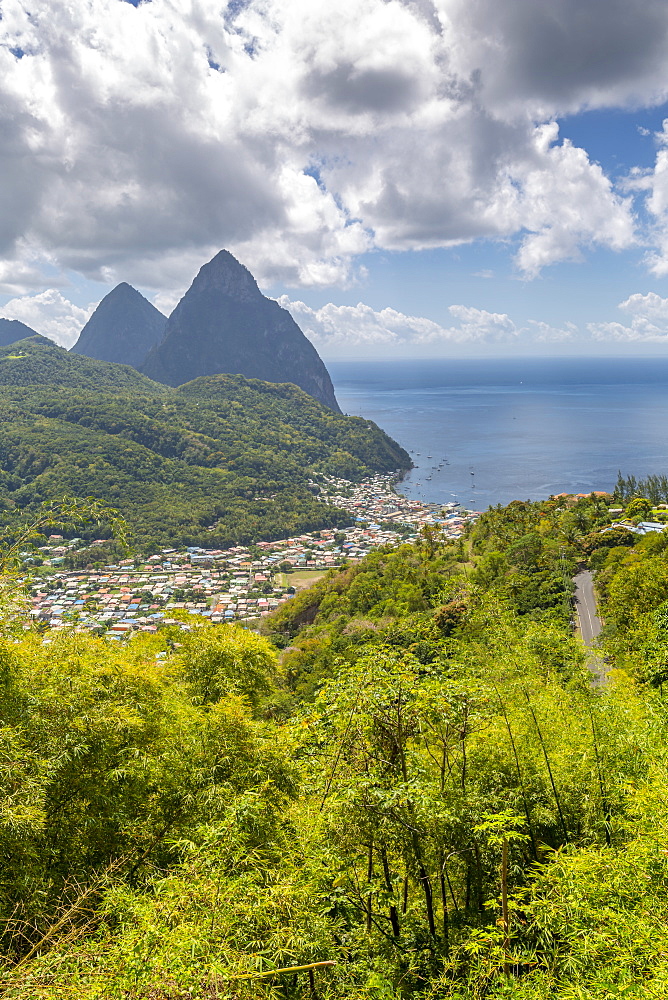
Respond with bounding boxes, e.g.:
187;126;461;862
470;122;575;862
573;569;606;684
574;570;602;646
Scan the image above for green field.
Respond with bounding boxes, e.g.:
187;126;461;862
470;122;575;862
285;568;328;588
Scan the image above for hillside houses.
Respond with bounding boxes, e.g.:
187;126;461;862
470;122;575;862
21;475;479;638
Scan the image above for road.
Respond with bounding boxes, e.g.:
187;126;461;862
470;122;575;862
573;569;606;685
574;570;602;646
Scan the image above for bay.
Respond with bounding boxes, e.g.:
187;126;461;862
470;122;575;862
328;356;668;510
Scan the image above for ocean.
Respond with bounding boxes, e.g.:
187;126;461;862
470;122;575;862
328;356;668;510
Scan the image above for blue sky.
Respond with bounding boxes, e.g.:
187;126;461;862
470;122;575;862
278;103;668;358
3;0;668;358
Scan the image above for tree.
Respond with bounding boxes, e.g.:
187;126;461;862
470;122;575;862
580;524;635;556
178;623;277;710
507;532;542;569
435;597;469;636
625;496;653;520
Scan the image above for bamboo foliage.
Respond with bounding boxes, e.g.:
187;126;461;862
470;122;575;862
0;490;664;997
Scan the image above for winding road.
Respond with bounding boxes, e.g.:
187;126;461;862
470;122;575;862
573;569;607;685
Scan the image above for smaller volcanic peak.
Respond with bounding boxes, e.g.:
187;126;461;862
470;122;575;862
141;251;341;411
0;318;41;345
71;282;166;368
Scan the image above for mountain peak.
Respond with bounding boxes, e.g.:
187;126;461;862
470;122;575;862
192;250;261;304
109;281;134;295
141;250;341;411
71;283;166;368
0;317;42;346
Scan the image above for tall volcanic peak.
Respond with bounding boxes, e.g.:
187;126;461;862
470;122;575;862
71;282;167;368
141;250;340;412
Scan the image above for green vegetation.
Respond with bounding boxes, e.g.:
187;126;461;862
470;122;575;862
0;335;162;393
615;469;668;504
0;337;410;550
1;491;668;997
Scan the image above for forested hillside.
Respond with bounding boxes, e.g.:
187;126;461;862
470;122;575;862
4;491;668;998
0;337;409;548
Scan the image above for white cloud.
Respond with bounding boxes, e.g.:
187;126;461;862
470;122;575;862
527;319;578;342
589;291;668;341
446;305;518;342
513;129;635;277
282;296;578;349
0;289;93;347
637;121;668;276
0;262;59;297
282;297;455;347
0;0;656;297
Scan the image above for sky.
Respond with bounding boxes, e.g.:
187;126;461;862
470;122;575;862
3;1;668;358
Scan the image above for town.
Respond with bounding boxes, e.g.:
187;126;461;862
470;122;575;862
21;475;480;637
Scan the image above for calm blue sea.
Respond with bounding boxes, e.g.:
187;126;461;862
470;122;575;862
327;357;668;510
